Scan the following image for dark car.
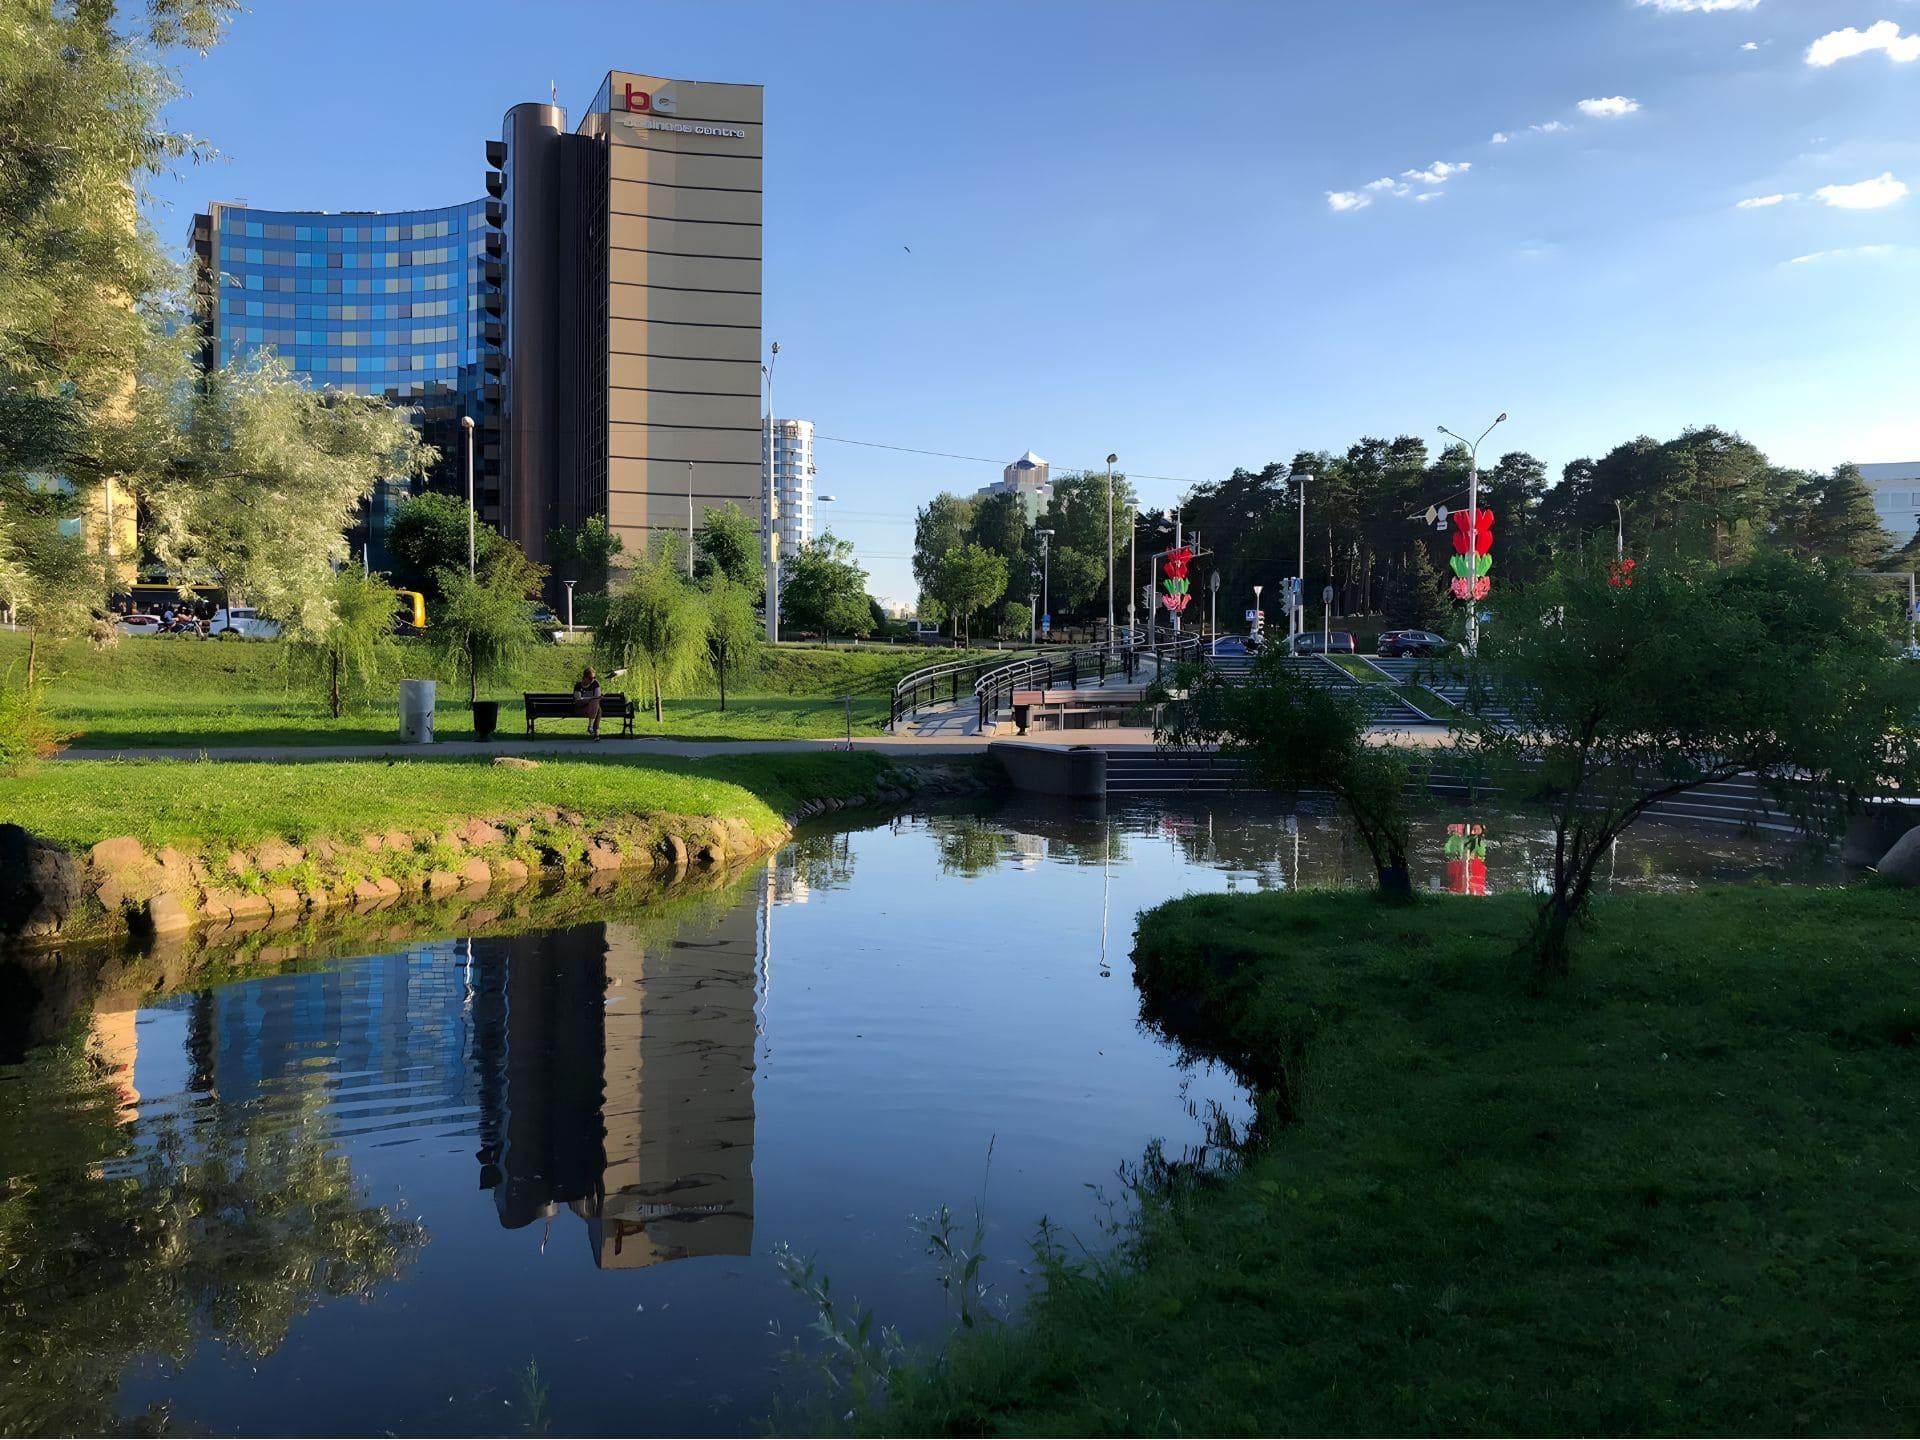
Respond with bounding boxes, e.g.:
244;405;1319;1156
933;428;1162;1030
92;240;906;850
1377;629;1450;658
1291;631;1356;655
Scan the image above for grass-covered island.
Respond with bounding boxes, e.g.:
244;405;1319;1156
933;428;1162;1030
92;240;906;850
877;884;1920;1436
0;750;971;943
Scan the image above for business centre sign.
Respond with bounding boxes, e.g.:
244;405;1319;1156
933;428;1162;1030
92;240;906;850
615;80;747;140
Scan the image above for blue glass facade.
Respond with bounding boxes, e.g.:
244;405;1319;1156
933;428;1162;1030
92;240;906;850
190;199;504;556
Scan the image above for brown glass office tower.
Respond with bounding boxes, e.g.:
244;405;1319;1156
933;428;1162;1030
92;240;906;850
489;71;764;564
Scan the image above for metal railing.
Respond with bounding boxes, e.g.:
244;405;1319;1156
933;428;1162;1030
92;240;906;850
889;651;1038;730
975;634;1202;731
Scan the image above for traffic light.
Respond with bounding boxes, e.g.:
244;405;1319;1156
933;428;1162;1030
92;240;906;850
1449;507;1494;601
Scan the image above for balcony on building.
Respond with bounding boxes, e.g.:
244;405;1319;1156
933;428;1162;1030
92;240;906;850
485;140;506;167
485;170;505;198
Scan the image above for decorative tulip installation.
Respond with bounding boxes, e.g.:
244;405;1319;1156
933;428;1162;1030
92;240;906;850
1161;547;1192;615
1607;556;1637;588
1444;822;1488;896
1449;507;1494;602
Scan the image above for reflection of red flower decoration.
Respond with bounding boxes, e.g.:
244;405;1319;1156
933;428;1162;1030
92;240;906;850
1607;557;1637;588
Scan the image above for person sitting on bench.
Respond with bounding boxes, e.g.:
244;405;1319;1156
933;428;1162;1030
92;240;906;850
572;666;604;739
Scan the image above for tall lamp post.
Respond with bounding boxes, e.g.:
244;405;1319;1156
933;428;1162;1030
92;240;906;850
1036;528;1054;640
762;342;780;642
460;415;476;577
1252;583;1264;644
1437;412;1507;656
563;578;576;633
1105;453;1118;655
1292;471;1311;641
687;460;697;577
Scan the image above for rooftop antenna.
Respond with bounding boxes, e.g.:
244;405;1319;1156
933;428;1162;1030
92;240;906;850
550;80;557;104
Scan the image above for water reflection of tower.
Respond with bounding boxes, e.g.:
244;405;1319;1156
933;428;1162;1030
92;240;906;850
473;896;762;1269
582;902;759;1268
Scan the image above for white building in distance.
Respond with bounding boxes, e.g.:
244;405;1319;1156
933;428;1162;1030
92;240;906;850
1859;461;1920;550
772;419;817;554
975;449;1052;522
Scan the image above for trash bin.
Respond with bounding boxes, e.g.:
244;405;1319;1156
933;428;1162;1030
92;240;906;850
399;678;436;743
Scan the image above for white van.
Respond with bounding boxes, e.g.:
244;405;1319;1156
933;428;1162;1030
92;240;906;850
211;606;282;639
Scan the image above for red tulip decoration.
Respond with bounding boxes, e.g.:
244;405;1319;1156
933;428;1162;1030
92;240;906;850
1449;508;1494;602
1444;823;1488;896
1161;547;1192;614
1607;556;1637;588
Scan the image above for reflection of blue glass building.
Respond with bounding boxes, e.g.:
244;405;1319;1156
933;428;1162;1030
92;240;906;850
187;200;503;566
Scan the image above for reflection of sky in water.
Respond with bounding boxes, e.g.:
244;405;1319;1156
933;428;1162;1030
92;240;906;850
22;797;1832;1437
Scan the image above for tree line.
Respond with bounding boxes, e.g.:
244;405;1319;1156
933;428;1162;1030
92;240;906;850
914;427;1910;638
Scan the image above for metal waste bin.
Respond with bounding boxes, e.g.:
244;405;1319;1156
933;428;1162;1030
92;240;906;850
399;678;436;743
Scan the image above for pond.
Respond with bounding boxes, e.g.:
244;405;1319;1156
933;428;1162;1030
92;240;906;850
0;797;1842;1436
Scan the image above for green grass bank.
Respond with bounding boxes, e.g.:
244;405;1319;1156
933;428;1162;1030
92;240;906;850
878;884;1920;1436
0;751;893;853
1;633;996;748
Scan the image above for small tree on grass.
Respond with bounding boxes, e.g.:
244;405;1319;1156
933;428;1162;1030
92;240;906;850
1465;549;1920;980
931;543;1008;647
287;569;397;718
430;545;545;705
387;492;503;608
695;501;764;592
598;548;710;722
783;532;873;640
1157;650;1415;898
704;573;761;712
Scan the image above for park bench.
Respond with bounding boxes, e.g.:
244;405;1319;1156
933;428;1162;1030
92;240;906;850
1010;686;1155;735
522;691;637;736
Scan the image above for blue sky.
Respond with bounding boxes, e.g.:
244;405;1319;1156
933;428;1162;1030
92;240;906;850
145;0;1920;605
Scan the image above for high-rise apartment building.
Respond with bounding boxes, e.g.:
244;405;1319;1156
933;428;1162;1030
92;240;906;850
187;200;499;561
772;418;817;553
976;449;1052;521
1860;461;1920;549
491;70;763;565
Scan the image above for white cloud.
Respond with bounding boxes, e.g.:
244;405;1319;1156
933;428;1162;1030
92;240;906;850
1805;20;1920;67
1401;160;1471;185
1326;190;1370;213
1740;41;1758;51
1490;131;1509;144
1532;120;1570;135
1788;244;1898;263
1814;171;1909;209
1577;96;1641;118
1736;192;1796;208
1414;192;1441;204
1364;176;1402;192
1635;0;1760;11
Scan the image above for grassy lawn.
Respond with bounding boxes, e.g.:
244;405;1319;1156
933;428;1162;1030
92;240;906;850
0;750;892;852
879;884;1920;1436
2;633;994;748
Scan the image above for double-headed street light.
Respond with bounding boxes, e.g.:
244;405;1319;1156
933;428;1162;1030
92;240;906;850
1437;412;1507;655
1105;453;1118;655
1036;528;1055;640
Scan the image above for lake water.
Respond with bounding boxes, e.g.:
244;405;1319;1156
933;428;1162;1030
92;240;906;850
0;798;1839;1436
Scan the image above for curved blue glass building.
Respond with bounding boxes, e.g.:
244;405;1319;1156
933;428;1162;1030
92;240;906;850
188;198;502;558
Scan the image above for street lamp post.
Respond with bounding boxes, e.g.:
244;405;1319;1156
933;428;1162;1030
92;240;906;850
1293;471;1310;640
762;343;780;642
564;578;576;633
1127;510;1136;645
1036;529;1054;641
1614;499;1625;561
1437;412;1507;656
687;460;696;577
1105;453;1118;655
1252;584;1264;644
461;415;476;578
1209;569;1220;651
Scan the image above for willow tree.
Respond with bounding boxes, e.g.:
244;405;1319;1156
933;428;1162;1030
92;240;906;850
703;572;761;712
598;548;710;722
285;568;398;718
430;545;545;705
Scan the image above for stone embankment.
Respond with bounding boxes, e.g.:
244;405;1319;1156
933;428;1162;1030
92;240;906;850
0;759;983;946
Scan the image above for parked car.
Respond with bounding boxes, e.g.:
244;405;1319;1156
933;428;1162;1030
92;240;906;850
210;606;281;639
1377;629;1451;658
115;613;165;637
1291;631;1356;655
530;605;566;642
